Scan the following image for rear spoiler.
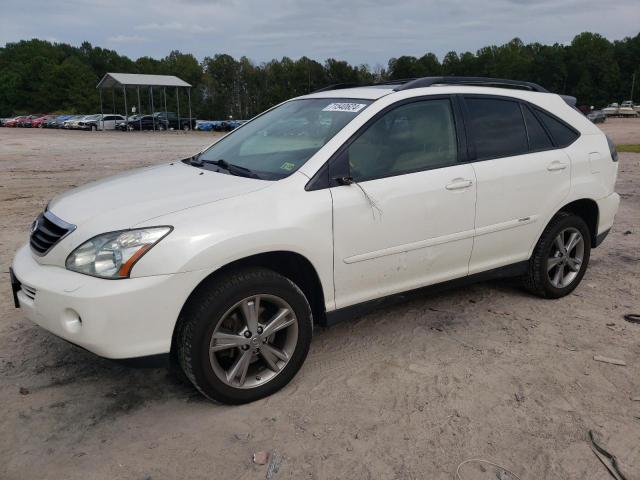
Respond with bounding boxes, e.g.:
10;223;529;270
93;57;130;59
560;95;580;112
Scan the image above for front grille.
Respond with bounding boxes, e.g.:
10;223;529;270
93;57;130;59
29;210;76;256
21;284;37;300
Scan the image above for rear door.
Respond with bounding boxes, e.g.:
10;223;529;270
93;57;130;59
330;97;477;308
463;96;572;274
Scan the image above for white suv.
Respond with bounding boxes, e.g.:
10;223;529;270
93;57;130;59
10;77;620;404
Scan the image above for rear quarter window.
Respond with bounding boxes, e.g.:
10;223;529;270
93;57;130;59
522;105;553;151
534;108;580;147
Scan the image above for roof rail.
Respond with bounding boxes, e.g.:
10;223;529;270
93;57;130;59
312;83;360;93
312;78;415;93
393;76;548;93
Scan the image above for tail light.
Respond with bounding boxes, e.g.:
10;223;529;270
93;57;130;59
606;136;618;162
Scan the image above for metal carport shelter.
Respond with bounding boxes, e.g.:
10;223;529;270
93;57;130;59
96;73;192;132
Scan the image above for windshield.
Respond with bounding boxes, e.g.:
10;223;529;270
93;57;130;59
197;98;372;180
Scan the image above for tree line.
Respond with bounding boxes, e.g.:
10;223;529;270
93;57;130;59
0;32;638;119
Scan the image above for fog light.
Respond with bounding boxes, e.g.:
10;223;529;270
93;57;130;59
61;309;82;334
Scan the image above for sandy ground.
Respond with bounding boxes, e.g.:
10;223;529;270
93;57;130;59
0;120;639;480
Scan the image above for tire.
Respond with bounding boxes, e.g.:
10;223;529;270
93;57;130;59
523;212;591;298
177;267;313;404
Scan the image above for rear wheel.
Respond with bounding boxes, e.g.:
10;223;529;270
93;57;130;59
177;268;312;404
523;212;591;298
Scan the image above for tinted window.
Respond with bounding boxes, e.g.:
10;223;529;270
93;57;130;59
466;98;528;160
535;109;579;147
347;99;457;182
522;105;553;150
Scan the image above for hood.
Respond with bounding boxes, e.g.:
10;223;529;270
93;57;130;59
49;161;271;229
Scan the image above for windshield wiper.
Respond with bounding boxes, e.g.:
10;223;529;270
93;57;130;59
189;152;203;165
201;159;261;179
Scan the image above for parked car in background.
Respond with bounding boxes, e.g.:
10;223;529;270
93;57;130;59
62;115;85;129
196;120;221;131
77;114;125;131
154;111;197;130
16;115;39;127
116;115;167;131
0;117;17;127
94;114;125;131
43;115;72;128
587;110;606;124
5;116;29;127
31;115;56;128
75;114;101;130
214;120;237;132
10;76;620;404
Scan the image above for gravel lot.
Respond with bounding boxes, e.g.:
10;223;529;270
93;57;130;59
0;120;639;479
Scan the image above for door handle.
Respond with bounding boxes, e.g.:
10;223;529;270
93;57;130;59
547;161;568;171
445;179;473;190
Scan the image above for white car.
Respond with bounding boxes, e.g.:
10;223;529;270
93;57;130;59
78;114;126;131
11;76;620;404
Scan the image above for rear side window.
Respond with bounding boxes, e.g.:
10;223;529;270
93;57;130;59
466;98;528;160
522;105;553;151
535;109;579;147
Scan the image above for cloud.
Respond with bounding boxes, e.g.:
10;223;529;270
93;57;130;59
107;35;149;44
1;0;638;65
135;22;215;33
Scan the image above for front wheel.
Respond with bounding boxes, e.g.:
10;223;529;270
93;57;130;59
177;268;313;404
523;212;591;298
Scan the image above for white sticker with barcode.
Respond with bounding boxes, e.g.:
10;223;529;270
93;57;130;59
322;103;367;113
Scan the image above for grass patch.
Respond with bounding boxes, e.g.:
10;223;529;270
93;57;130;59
617;144;640;153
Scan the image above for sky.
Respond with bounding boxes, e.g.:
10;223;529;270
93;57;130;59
1;0;639;66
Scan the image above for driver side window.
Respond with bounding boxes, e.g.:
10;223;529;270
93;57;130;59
347;99;458;182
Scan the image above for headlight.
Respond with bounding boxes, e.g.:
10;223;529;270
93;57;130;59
65;227;172;279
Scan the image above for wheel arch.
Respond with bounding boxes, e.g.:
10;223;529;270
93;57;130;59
557;198;599;247
170;250;327;359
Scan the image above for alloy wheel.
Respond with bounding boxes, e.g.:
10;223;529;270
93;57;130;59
208;294;298;389
547;227;584;288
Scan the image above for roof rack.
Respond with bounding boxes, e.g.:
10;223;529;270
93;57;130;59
312;76;549;94
393;76;548;93
312;83;360;93
312;78;415;93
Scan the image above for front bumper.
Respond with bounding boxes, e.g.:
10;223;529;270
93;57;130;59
11;245;206;359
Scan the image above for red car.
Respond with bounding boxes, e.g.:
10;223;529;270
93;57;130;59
18;114;44;127
4;116;28;127
31;115;55;128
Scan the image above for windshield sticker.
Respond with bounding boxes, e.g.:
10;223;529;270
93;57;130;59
322;103;367;113
280;162;296;171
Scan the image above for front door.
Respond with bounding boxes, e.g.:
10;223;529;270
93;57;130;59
330;98;477;308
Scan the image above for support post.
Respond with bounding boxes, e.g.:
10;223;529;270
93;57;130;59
99;88;103;132
111;88;116;114
137;86;142;132
176;87;181;132
123;86;129;133
187;87;192;132
150;86;156;131
163;88;168;133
